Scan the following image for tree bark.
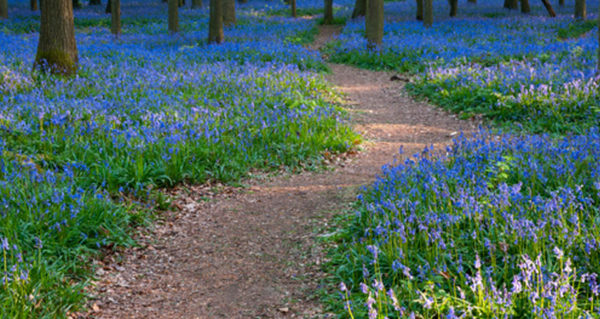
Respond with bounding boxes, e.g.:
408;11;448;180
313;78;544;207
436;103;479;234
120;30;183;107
34;0;78;75
106;0;111;13
0;0;6;19
416;0;423;20
31;0;39;11
504;0;518;9
424;0;433;27
352;0;366;18
178;0;184;7
208;0;224;43
449;0;457;16
365;0;383;48
291;0;296;17
323;0;334;24
520;0;530;12
168;0;179;33
541;0;556;16
223;0;235;26
468;0;476;3
238;0;247;3
575;0;586;19
111;0;121;35
558;0;564;6
89;0;101;5
192;0;202;8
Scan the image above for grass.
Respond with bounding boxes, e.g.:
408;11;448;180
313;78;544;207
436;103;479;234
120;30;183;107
557;19;598;39
0;2;360;317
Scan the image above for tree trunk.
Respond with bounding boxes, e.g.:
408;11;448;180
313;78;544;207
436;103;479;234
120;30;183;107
208;0;224;43
34;0;78;75
505;0;518;9
291;0;296;17
449;0;457;16
192;0;202;8
416;0;423;20
168;0;179;33
521;0;530;12
558;0;564;6
89;0;101;5
106;0;111;13
365;0;383;48
0;0;6;19
424;0;433;27
31;0;39;11
597;3;599;73
223;0;236;26
178;0;184;7
73;0;82;8
324;0;334;24
111;0;120;35
541;0;556;16
575;0;586;19
238;0;247;3
468;0;476;3
352;0;366;18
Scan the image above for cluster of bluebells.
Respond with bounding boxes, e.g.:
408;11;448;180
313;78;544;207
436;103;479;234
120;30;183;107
1;237;30;287
336;129;600;317
0;0;358;315
328;0;599;131
0;1;357;193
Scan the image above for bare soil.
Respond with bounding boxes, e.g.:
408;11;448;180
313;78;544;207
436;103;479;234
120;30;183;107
84;25;478;319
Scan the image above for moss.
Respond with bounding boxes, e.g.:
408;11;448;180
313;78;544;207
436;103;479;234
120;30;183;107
34;49;78;76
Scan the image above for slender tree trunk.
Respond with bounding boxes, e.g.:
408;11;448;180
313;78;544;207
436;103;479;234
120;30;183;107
238;0;247;3
111;0;121;35
324;0;334;24
575;0;586;19
449;0;457;16
0;0;6;19
521;0;530;12
31;0;39;11
424;0;433;27
178;0;184;7
89;0;101;5
73;0;82;9
192;0;202;8
503;0;518;8
416;0;423;20
34;0;78;75
597;3;599;72
106;0;111;13
505;0;518;9
208;0;224;43
558;0;564;6
223;0;236;26
352;0;366;18
168;0;179;33
468;0;476;3
291;0;296;17
541;0;556;16
365;0;383;48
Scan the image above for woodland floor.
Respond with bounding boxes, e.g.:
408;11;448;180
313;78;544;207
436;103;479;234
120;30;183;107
84;25;478;319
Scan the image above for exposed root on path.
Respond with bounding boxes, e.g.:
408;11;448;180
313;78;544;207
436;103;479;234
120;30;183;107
85;25;478;319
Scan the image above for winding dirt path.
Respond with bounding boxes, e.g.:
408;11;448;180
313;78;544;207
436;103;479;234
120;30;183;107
86;26;477;319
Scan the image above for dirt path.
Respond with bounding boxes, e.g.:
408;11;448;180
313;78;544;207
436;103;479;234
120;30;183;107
87;25;477;319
